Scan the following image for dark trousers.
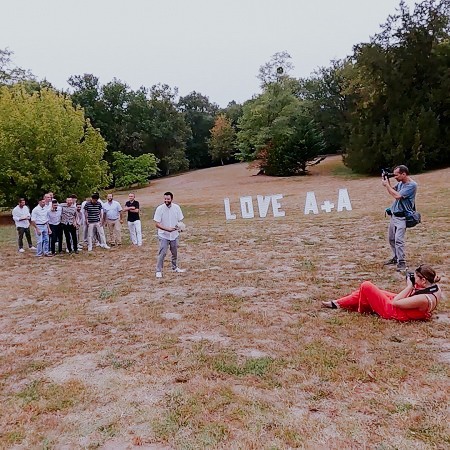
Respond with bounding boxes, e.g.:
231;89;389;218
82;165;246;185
49;223;63;254
17;227;32;249
63;224;78;252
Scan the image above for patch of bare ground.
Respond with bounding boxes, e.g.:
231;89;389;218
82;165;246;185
0;157;448;448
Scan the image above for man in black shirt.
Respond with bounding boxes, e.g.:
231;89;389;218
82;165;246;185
123;193;142;246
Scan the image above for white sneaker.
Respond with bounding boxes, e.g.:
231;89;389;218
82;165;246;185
173;267;186;273
101;244;110;249
18;248;25;253
88;247;93;252
156;272;163;278
29;246;36;250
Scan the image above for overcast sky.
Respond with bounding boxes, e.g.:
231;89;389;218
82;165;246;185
3;0;417;107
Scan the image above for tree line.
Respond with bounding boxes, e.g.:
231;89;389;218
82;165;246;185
0;0;448;206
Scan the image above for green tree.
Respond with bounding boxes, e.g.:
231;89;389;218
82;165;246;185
68;76;190;176
237;82;325;176
112;151;159;188
178;91;218;169
298;60;349;154
0;85;109;206
257;51;294;87
343;0;450;173
0;48;34;85
208;114;236;165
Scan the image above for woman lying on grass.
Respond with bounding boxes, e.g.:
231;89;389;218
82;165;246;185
322;264;442;321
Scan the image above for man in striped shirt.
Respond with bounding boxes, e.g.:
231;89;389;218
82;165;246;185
84;193;110;252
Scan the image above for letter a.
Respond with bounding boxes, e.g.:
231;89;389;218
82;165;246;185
337;188;352;212
304;192;319;215
223;198;236;220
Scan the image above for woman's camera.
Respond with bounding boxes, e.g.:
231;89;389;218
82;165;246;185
382;168;395;180
406;271;415;284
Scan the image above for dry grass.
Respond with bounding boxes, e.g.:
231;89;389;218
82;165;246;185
0;156;449;449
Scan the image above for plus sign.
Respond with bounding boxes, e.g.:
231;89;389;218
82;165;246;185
321;200;335;213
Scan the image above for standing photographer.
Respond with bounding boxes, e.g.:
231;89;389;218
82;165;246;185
382;165;418;271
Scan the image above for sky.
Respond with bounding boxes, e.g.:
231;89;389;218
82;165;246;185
2;0;418;107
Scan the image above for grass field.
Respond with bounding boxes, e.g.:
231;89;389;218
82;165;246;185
0;156;448;449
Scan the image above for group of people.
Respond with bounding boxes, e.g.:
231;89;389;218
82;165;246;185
12;165;443;322
12;190;186;278
323;164;443;321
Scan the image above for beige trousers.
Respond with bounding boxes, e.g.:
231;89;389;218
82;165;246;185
106;218;122;245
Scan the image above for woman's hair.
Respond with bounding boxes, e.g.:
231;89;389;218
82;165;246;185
416;264;441;283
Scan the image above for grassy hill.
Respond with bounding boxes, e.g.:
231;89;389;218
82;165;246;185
0;157;448;448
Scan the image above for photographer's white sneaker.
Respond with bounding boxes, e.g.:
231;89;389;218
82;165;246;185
156;272;163;278
173;267;186;273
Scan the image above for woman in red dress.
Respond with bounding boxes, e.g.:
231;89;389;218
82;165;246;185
321;265;442;321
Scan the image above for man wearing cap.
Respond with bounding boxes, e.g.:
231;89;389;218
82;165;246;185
31;197;52;257
102;193;123;246
12;198;35;253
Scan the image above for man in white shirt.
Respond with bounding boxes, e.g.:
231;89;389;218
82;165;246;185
48;199;63;254
12;198;36;252
31;197;52;257
153;191;185;278
102;193;123;246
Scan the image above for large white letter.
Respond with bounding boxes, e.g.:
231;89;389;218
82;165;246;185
240;196;255;219
271;194;285;217
223;198;236;220
304;192;319;215
337;188;353;211
256;195;271;218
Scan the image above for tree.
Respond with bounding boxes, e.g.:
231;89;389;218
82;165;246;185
298;60;349;154
68;76;190;176
0;48;34;85
178;91;219;169
208;114;236;165
112;151;159;188
343;0;450;173
237;82;325;176
0;85;109;206
257;51;294;87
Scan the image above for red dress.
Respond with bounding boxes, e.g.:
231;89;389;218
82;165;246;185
336;281;433;321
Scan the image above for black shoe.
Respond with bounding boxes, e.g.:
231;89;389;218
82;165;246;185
384;257;397;266
396;261;407;272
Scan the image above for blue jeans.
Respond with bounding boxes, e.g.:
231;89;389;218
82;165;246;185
35;224;49;256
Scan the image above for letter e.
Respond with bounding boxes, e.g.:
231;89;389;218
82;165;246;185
271;194;285;217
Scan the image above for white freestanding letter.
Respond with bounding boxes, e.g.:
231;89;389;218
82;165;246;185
271;194;285;217
304;192;319;215
240;196;255;219
256;195;271;218
223;198;236;220
337;188;352;212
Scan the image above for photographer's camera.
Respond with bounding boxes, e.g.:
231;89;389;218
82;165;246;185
406;271;415;284
382;168;395;180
